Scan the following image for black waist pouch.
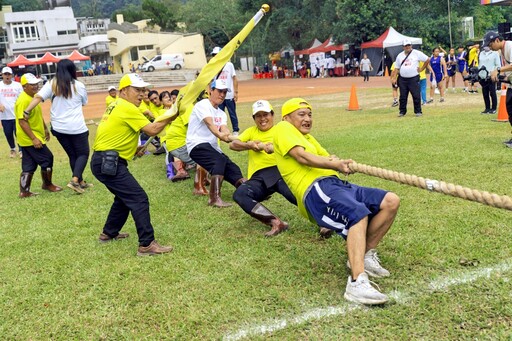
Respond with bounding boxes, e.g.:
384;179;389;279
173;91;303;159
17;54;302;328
101;151;119;176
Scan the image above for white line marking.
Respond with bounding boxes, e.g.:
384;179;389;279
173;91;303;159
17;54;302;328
223;260;512;340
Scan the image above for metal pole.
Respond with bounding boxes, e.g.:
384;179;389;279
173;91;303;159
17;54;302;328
448;0;453;47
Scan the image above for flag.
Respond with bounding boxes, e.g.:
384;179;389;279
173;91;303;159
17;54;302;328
155;4;269;122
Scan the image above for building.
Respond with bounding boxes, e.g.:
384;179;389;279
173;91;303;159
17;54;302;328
76;17;110;63
108;15;207;73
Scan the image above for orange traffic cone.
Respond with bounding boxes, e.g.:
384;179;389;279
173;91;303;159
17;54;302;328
493;84;509;122
384;66;389;77
347;84;360;111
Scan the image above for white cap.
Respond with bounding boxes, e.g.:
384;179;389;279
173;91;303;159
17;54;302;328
20;73;41;86
2;66;13;74
403;39;412;46
211;46;222;55
211;78;230;91
108;86;116;91
252;100;273;116
118;73;151;90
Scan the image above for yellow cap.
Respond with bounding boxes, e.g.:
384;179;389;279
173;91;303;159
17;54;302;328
118;73;151;90
20;73;41;86
281;98;312;117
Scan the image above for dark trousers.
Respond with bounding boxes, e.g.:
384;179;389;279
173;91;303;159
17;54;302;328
51;129;90;182
363;71;370;82
398;75;421;115
480;80;497;111
21;145;54;173
218;99;239;132
189;143;243;186
233;177;297;214
1;119;17;150
506;89;512;127
90;152;155;246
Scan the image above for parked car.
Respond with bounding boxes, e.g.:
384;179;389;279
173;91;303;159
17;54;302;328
141;54;185;72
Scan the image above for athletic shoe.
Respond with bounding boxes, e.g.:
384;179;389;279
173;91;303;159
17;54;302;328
415;112;423;117
232;131;239;137
398;113;406;117
426;99;433;104
67;181;85;194
80;181;94;189
452;88;456;93
488;110;496;114
137;240;173;256
99;232;129;243
481;109;490;114
434;88;440;95
391;100;399;107
439;98;445;103
344;273;388;305
503;138;512;145
346;249;391;278
9;150;16;158
462;88;468;93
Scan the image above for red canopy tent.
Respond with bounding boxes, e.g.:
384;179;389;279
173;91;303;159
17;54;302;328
7;55;37;67
66;50;90;62
294;38;323;56
35;52;61;65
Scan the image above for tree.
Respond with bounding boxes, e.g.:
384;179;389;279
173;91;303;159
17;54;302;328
4;0;42;12
142;0;177;31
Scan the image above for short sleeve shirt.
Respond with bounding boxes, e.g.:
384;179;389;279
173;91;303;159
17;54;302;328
93;98;150;160
238;125;277;178
217;62;236;100
186;98;227;153
15;91;46;147
0;81;23;120
273;121;339;221
165;104;193;151
395;49;429;78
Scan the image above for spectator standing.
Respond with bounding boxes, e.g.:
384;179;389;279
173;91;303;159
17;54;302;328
105;86;117;107
211;46;240;136
445;48;457;92
0;66;23;158
360;54;373;82
427;47;448;103
457;46;470;93
478;43;500;114
23;59;91;193
391;40;430;117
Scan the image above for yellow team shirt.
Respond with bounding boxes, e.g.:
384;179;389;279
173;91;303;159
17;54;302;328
139;100;150;115
238;125;278;179
419;61;426;80
273;121;339;221
15;91;46;147
93;98;150;160
149;102;163;119
164;105;193;151
468;47;479;67
106;95;117;107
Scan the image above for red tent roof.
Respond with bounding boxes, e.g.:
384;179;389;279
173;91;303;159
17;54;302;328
310;37;347;53
66;50;90;61
7;55;37;67
35;52;60;65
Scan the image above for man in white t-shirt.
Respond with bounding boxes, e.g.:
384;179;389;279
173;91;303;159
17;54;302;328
0;66;23;157
391;39;430;117
211;46;240;136
186;78;245;208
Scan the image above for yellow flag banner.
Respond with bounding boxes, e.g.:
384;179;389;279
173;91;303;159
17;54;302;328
155;4;270;122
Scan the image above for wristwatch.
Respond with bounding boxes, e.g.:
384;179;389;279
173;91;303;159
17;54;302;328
497;67;501;74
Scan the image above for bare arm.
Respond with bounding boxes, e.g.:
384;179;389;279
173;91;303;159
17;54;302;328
140;115;175;136
288;145;353;175
229;139;264;152
203;116;231;143
24;95;43;113
19;119;44;148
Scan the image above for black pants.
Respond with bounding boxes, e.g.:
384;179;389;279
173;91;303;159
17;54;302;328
398;75;421;115
21;145;54;173
218;99;239;133
90;152;154;246
1;119;17;150
506;88;512;127
480;80;497;111
233;177;297;214
51;129;90;182
363;71;370;82
189;143;243;187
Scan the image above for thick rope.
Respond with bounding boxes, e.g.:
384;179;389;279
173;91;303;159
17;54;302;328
349;162;512;211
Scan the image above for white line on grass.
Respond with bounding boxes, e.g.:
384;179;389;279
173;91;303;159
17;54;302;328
223;260;512;340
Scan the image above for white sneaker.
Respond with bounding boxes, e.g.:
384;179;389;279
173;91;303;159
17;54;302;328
347;249;391;278
434;88;440;95
232;131;239;137
344;273;388;305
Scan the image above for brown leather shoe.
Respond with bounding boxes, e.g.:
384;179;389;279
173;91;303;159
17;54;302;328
98;232;130;243
137;240;173;256
319;227;334;238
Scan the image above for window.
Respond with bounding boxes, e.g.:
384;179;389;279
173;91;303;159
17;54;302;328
130;47;139;61
11;22;39;43
57;30;77;35
138;45;153;51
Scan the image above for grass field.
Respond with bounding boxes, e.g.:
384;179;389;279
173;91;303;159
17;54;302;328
1;87;512;339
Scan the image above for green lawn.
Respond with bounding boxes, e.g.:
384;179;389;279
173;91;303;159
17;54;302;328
1;87;512;339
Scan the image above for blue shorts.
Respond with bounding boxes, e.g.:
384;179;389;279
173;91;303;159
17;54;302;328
458;63;467;73
304;177;387;239
430;72;443;84
447;68;456;77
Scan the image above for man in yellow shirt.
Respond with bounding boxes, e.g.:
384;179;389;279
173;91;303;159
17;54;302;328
91;73;175;256
105;86;117;107
230;100;296;236
15;73;62;197
273;98;400;305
